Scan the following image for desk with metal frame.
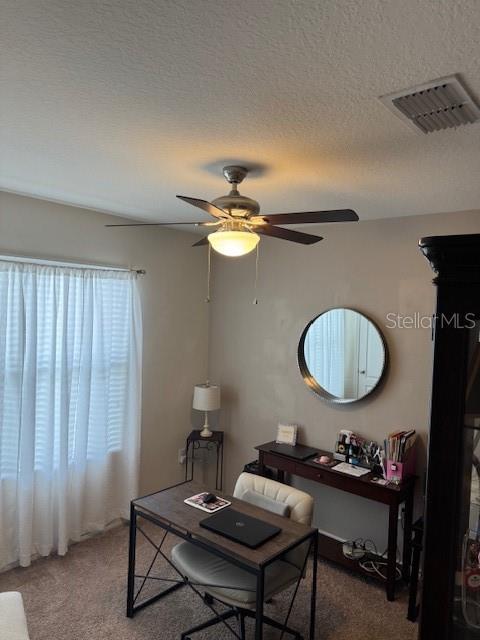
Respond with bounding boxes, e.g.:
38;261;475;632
127;480;318;640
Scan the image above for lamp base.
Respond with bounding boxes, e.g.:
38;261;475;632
200;425;213;438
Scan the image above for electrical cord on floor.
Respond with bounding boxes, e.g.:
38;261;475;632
343;538;402;581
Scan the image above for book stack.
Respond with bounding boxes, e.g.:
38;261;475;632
384;430;417;483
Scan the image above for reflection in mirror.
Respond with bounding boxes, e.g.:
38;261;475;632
299;308;387;403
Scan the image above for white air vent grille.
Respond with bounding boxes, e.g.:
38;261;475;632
379;75;480;133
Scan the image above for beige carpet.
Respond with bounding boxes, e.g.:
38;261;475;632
0;522;418;639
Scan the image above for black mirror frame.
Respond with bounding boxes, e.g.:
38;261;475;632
297;307;389;404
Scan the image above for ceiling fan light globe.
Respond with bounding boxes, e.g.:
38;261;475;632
208;230;260;257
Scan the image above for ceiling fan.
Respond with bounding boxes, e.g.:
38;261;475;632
106;165;359;257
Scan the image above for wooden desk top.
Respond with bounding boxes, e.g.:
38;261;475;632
133;481;315;570
256;441;416;504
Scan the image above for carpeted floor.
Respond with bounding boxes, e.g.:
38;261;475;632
0;522;418;639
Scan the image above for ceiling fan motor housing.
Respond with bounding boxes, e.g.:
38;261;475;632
212;192;260;218
212;165;260;217
222;165;248;184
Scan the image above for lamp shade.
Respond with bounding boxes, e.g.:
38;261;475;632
192;384;221;411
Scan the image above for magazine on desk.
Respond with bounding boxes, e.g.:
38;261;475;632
184;492;231;513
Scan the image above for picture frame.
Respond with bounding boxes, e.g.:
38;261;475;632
276;423;298;446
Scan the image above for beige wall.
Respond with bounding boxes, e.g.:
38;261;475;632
209;209;480;548
0;191;208;494
3;191;480;547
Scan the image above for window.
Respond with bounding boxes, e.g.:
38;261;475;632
0;259;142;569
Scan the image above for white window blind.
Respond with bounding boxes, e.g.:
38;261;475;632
0;260;142;570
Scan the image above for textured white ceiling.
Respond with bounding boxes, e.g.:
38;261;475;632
1;0;480;225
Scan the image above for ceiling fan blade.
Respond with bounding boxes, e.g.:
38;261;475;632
192;236;209;247
256;225;322;245
259;209;359;225
105;221;209;227
176;195;229;219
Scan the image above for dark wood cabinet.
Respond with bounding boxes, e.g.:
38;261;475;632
420;234;480;639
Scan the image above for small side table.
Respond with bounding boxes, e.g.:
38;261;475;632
184;430;224;490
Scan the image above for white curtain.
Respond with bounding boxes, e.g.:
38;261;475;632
305;309;345;397
0;260;142;570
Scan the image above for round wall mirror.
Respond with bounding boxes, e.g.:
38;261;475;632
298;308;387;404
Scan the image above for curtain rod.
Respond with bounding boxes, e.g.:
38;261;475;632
0;254;146;275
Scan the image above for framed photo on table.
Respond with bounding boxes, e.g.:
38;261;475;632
276;424;298;446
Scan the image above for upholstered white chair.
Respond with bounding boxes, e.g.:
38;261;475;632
172;472;314;639
0;592;30;640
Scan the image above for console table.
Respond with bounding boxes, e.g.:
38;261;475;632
255;441;416;601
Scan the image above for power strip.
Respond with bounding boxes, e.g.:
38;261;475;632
342;541;366;560
342;538;403;581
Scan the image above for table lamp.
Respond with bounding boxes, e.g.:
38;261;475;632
192;383;221;438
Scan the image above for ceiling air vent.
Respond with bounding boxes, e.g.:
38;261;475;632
379;75;480;133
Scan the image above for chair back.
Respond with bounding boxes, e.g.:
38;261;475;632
234;472;314;570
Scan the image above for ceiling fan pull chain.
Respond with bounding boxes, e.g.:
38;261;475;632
205;243;212;303
253;243;260;305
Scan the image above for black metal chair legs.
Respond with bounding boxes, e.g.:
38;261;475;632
239;610;246;639
181;609;240;639
180;599;303;640
258;612;303;639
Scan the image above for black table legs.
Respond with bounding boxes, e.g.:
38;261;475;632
185;432;224;490
310;534;318;640
126;507;185;618
386;497;415;601
255;569;265;640
407;517;423;622
402;492;414;582
387;503;399;601
126;502;137;618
